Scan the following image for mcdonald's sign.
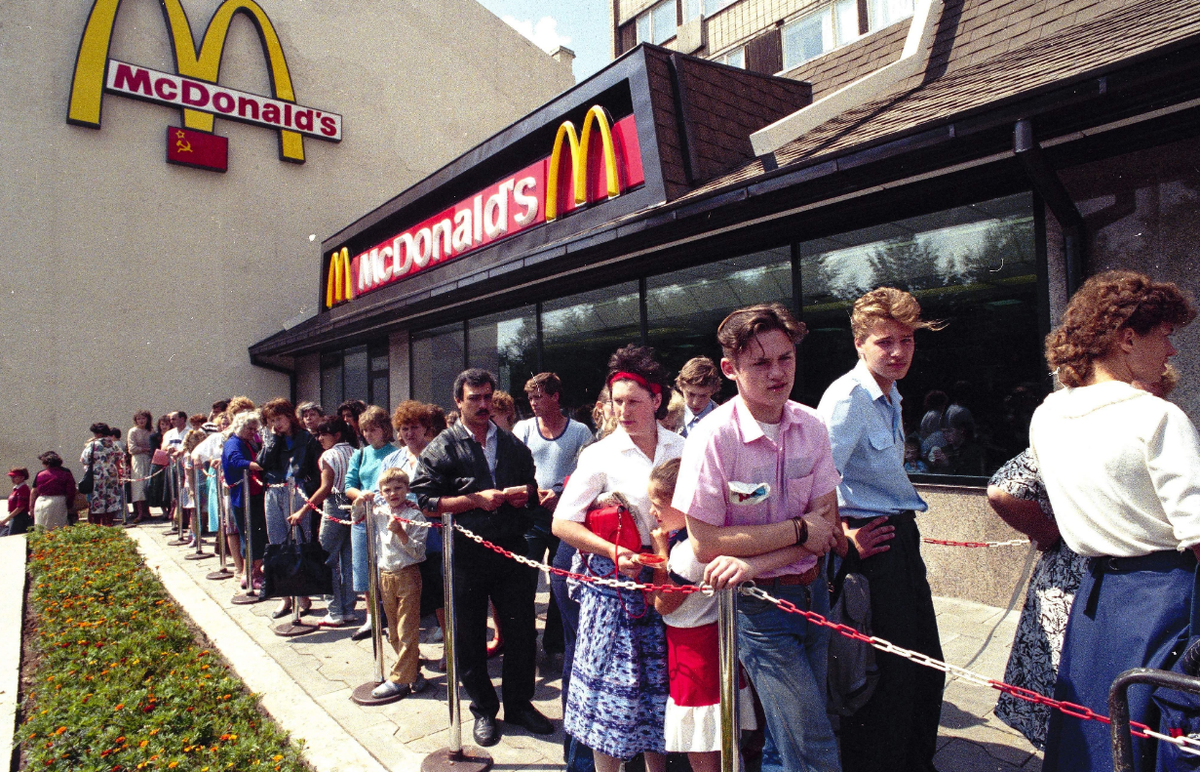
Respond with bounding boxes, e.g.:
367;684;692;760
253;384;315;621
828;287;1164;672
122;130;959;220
324;107;643;308
67;0;342;170
325;247;353;309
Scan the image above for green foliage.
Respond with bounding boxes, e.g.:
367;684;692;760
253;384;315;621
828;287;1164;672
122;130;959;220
19;526;309;771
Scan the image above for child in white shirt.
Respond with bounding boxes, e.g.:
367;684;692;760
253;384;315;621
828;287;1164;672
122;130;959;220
358;467;428;699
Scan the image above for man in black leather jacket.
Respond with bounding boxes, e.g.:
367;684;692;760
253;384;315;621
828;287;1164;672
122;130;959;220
411;368;554;747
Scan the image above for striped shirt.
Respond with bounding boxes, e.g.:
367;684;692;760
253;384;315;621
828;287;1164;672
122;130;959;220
320;443;355;493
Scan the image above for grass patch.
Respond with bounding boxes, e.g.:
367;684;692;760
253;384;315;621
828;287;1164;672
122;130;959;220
18;525;309;771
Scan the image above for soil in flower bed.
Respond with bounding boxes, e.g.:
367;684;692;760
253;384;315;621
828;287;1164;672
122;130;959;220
17;525;312;771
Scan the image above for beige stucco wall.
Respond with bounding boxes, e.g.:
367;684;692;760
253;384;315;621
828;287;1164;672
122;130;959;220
916;485;1034;608
0;0;572;475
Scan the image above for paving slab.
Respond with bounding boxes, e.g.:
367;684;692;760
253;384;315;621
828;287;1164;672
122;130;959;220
0;534;26;768
127;522;1046;772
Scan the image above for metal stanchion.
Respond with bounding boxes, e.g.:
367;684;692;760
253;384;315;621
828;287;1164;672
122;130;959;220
160;457;178;530
167;460;189;545
718;587;741;772
231;474;260;605
118;462;129;527
275;481;317;637
353;498;402;703
185;462;212;561
206;466;233;581
422;510;492;772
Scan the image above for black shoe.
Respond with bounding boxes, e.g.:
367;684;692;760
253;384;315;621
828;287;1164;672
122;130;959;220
505;705;554;735
473;715;499;747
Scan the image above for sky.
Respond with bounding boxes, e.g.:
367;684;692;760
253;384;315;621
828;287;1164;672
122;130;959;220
475;0;613;83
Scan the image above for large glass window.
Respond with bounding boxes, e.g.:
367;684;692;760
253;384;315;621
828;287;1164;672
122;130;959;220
320;341;390;411
405;192;1042;483
636;0;677;45
868;0;914;29
646;248;792;404
782;8;833;70
799;193;1041;478
542;282;640;417
411;323;465;410
469;305;538;405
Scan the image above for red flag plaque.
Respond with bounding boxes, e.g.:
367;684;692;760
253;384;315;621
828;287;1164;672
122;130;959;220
165;126;228;172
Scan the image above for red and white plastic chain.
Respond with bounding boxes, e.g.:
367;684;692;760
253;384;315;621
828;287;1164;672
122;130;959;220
118;465;169;485
922;538;1032;548
442;515;1200;754
737;584;1200;758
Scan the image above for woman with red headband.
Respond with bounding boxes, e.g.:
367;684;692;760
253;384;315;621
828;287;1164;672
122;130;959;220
553;344;685;772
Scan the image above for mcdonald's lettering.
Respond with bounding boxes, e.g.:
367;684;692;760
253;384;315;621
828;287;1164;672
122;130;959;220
323;109;644;307
68;0;342;168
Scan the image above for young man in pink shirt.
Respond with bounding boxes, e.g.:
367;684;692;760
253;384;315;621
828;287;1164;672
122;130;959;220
672;303;842;772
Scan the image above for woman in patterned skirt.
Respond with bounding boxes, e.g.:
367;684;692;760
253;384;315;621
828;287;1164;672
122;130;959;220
553;345;685;772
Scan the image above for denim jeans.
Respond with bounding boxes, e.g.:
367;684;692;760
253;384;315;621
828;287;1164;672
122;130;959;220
319;498;356;621
351;521;369;593
737;579;839;772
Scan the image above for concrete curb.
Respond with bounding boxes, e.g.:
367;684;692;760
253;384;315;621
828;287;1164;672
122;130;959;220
0;535;27;769
128;528;401;772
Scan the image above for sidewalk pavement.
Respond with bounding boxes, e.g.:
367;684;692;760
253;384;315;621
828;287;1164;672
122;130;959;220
122;522;1042;772
1;534;26;769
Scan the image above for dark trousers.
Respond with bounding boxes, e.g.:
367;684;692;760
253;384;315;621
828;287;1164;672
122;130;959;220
840;512;943;772
551;540;595;772
454;540;538;720
527;521;564;654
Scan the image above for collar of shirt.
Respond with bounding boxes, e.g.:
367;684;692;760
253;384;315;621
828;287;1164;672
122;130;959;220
454;420;499;479
850;358;902;408
731;394;812;445
608;424;673;464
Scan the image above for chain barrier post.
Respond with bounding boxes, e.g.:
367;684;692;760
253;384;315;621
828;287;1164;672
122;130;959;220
353;496;399;703
167;459;190;545
275;480;317;637
719;586;741;772
206;465;233;581
161;457;177;531
118;458;129;527
231;473;260;604
185;461;212;561
421;510;493;772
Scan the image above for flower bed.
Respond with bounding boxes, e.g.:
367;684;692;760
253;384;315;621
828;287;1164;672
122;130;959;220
18;525;310;771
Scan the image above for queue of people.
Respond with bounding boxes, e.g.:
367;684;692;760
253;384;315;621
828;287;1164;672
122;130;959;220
6;272;1198;772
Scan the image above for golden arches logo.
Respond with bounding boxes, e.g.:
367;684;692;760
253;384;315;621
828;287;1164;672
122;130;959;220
545;105;622;222
68;0;307;162
325;247;353;308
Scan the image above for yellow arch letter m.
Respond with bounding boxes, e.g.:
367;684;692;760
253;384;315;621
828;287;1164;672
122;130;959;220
68;0;317;163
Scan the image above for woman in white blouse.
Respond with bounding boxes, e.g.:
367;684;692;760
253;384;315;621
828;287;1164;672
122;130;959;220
1030;271;1200;772
553;345;685;772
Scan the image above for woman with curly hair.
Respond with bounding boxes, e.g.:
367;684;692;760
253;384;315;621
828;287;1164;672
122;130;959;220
553;344;684;772
30;452;76;531
1030;270;1200;772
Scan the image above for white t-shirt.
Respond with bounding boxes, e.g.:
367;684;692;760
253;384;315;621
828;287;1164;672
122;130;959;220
661;535;718;628
1030;381;1200;557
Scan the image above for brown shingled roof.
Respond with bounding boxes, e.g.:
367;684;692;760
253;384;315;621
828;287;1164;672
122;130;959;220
684;0;1200;197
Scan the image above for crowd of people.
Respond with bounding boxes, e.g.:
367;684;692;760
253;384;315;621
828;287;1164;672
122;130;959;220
6;273;1199;772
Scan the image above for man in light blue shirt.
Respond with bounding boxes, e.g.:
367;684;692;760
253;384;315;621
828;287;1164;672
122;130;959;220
675;356;722;437
817;287;943;772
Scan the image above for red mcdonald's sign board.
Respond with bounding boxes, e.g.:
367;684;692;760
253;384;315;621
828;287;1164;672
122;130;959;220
326;107;643;309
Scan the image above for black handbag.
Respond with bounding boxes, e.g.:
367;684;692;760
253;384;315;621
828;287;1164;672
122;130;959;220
77;443;96;495
261;529;333;599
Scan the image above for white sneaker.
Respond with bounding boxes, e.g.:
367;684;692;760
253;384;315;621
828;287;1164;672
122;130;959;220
371;680;410;699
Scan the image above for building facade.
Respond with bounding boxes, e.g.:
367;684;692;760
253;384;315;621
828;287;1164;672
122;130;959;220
0;0;573;470
254;0;1200;605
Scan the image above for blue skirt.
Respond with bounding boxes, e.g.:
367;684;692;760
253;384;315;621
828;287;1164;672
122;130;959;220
1043;552;1195;772
565;553;668;760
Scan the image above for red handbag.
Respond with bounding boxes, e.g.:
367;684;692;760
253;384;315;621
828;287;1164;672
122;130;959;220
584;504;642;557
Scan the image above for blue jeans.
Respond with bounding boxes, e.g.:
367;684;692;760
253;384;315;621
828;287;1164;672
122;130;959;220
737;579;840;772
352;521;369;593
318;497;356;621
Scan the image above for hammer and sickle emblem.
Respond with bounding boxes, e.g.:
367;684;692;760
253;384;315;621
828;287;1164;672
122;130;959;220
174;129;192;153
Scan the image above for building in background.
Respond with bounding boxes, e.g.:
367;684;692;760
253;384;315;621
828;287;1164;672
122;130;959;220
0;0;572;471
253;0;1200;604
